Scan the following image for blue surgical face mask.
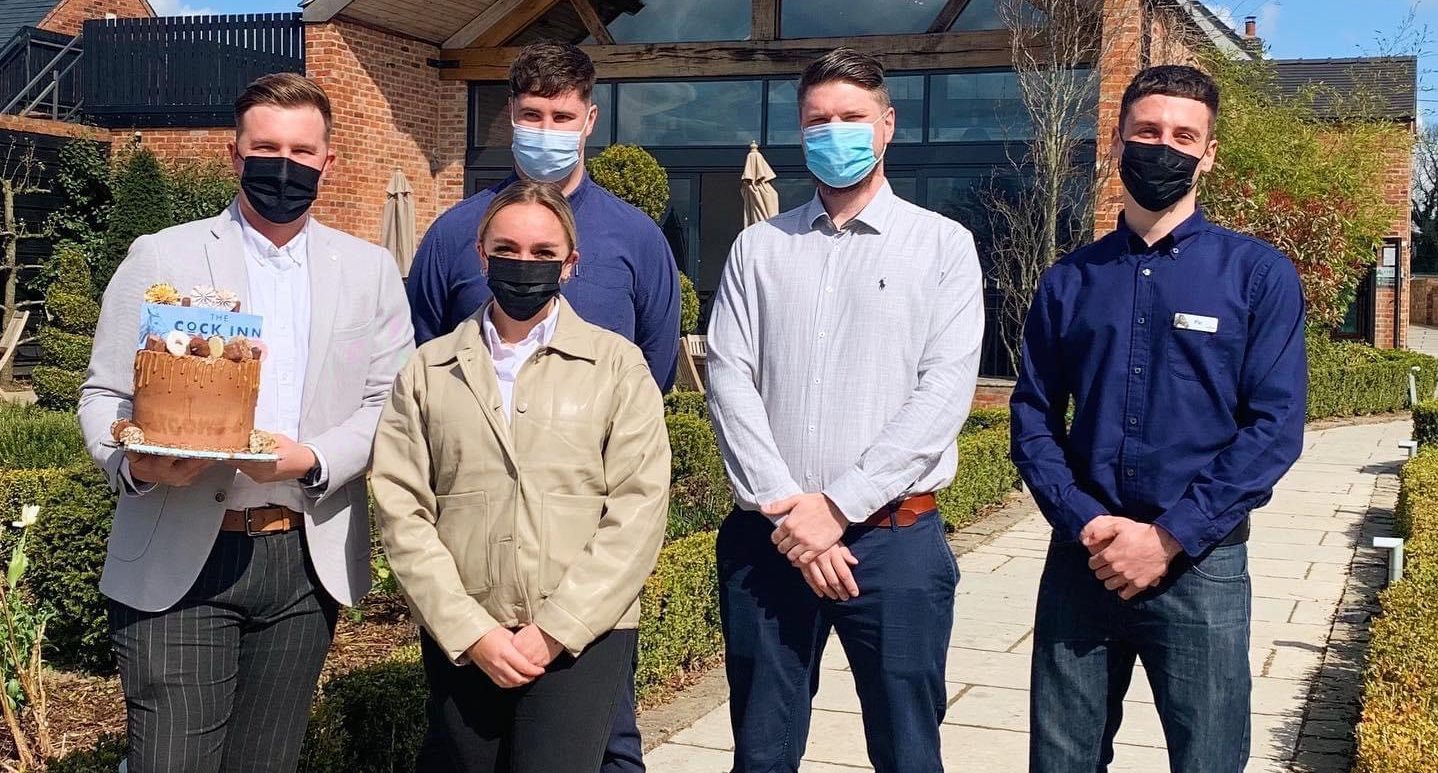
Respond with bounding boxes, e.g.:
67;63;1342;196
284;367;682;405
511;119;585;183
802;117;886;189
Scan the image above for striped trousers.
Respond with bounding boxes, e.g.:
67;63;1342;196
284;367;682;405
109;529;339;773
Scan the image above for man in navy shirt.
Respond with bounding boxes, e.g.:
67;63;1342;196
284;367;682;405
1011;65;1306;773
405;42;679;773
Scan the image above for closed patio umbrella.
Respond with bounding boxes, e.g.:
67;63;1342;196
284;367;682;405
382;168;416;276
741;141;779;228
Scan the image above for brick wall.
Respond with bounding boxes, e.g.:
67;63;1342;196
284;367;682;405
0;113;109;141
305;19;453;246
127;127;233;165
1374;140;1415;348
37;0;152;36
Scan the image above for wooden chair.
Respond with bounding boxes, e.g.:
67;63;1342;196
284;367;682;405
0;310;29;378
675;334;707;394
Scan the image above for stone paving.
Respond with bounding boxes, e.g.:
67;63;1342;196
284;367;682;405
645;419;1409;771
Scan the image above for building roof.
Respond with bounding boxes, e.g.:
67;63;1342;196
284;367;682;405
0;0;59;47
1270;56;1418;121
1164;0;1256;61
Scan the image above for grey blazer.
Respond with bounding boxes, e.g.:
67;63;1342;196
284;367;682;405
78;202;415;612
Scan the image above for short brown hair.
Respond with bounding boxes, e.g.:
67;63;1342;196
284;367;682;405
798;48;890;109
235;73;333;137
478;180;579;255
1120;65;1220;134
508;42;596;102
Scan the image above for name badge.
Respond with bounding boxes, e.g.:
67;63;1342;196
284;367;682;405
1173;313;1219;334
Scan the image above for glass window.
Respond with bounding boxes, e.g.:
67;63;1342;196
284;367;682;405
617;81;763;147
950;0;1048;31
928;71;1030;143
588;84;614;148
773;176;815;212
781;0;947;38
471;83;512;148
767;76;924;146
600;0;750;43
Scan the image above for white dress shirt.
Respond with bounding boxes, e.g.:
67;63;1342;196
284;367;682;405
482;301;559;420
705;182;985;523
229;216;319;511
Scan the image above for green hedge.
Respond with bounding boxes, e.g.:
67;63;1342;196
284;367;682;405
0;403;87;469
31;364;85;412
1415;400;1438;448
679;273;700;336
45;289;100;333
939;415;1020;531
1355;449;1438;771
635;531;722;696
1307;334;1438;421
38;326;95;372
665;412;729;540
664;388;708;420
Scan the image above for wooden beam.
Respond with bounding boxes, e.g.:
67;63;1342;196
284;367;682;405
752;0;777;41
300;0;355;23
440;30;1041;80
927;0;974;33
443;0;564;49
570;0;615;45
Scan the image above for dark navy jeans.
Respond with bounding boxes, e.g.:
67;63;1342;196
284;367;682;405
1030;539;1252;773
717;508;958;773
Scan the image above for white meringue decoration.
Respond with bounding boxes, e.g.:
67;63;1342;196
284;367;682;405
188;285;228;309
163;330;190;356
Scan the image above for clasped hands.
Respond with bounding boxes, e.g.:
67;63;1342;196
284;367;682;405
1080;515;1182;600
466;624;565;688
762;493;861;602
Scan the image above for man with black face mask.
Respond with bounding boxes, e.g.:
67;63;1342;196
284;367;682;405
1011;65;1307;773
78;73;413;773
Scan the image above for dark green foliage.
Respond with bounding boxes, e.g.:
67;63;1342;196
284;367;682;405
1416;400;1438;448
1307;333;1438;420
45;734;127;773
97;146;173;295
39;140;112;295
0;465;116;673
939;416;1020;531
0;403;86;469
34;242;97;410
679;273;700;335
665;412;730;540
39;327;93;372
663;389;707;420
299;646;428;773
636;531;722;696
168;158;238;224
587;144;670;223
963;406;1012;433
45;289;100;333
31;365;84;411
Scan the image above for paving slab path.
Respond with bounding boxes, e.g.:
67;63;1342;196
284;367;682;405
645;418;1410;772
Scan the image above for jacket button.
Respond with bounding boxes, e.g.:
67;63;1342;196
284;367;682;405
516;402;528;413
214;491;227;503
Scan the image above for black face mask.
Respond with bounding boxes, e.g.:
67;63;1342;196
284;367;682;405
1119;140;1202;213
486;256;563;321
240;156;322;225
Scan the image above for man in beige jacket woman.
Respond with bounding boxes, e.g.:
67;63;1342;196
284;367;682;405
371;181;671;773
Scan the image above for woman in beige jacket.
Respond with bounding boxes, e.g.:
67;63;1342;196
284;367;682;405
371;180;671;773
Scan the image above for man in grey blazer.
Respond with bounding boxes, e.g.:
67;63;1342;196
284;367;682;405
77;73;413;773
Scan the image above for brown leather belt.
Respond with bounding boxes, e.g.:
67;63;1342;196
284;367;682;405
221;506;303;536
864;493;938;528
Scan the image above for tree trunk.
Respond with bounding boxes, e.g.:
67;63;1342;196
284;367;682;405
1;179;15;387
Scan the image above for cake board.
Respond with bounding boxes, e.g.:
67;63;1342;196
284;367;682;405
124;443;280;462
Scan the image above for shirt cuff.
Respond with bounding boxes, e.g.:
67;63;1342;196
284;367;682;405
301;443;329;492
1154;500;1213;558
117;456;157;498
1059;489;1110;541
823;468;889;524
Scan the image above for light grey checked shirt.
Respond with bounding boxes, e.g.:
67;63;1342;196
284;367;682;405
706;182;985;523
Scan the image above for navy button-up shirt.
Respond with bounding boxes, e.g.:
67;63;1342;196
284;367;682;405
406;174;681;390
1010;209;1307;557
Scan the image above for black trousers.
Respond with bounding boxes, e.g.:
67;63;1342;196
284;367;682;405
109;530;339;773
417;628;637;773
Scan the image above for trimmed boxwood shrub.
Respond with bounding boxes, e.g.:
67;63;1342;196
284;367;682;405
587;144;670;224
38;326;94;372
0;402;87;469
636;530;722;697
665;412;729;540
1307;334;1438;420
1415;399;1438;448
34;242;99;411
679;273;700;335
664;388;708;420
939;415;1020;531
300;645;427;773
1355;449;1438;772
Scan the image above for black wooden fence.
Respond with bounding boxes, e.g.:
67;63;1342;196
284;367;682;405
0;27;82;120
82;13;304;128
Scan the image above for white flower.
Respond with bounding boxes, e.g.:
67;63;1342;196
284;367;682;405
11;504;39;528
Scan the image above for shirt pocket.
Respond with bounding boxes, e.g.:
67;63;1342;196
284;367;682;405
539;492;605;596
434;491;491;593
1167;326;1235;383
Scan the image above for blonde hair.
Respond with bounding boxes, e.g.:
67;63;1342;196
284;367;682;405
235;73;333;137
477;180;579;255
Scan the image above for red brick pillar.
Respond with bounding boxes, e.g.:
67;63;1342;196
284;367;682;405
1093;0;1144;237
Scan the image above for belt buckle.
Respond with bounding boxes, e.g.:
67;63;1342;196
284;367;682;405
243;507;267;537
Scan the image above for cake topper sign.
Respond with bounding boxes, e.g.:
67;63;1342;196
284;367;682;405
137;303;264;350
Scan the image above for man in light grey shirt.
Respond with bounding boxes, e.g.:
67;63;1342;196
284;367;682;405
706;49;983;773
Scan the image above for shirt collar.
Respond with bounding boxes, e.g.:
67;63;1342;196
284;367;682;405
1115;207;1208;256
805;180;898;234
239;212;309;269
482;299;559;354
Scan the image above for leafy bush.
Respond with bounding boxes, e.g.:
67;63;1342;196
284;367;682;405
38;327;93;372
939;417;1020;531
636;531;722;697
38;140;111;295
168;157;238;224
0;466;116;673
96;145;173;296
0;403;86;469
1417;400;1438;448
300;645;427;773
1355;449;1438;772
665;412;730;540
679;273;700;335
587;144;670;224
34;242;99;410
663;389;707;419
1307;334;1438;421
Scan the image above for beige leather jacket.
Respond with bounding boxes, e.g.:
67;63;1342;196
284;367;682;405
372;299;670;662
